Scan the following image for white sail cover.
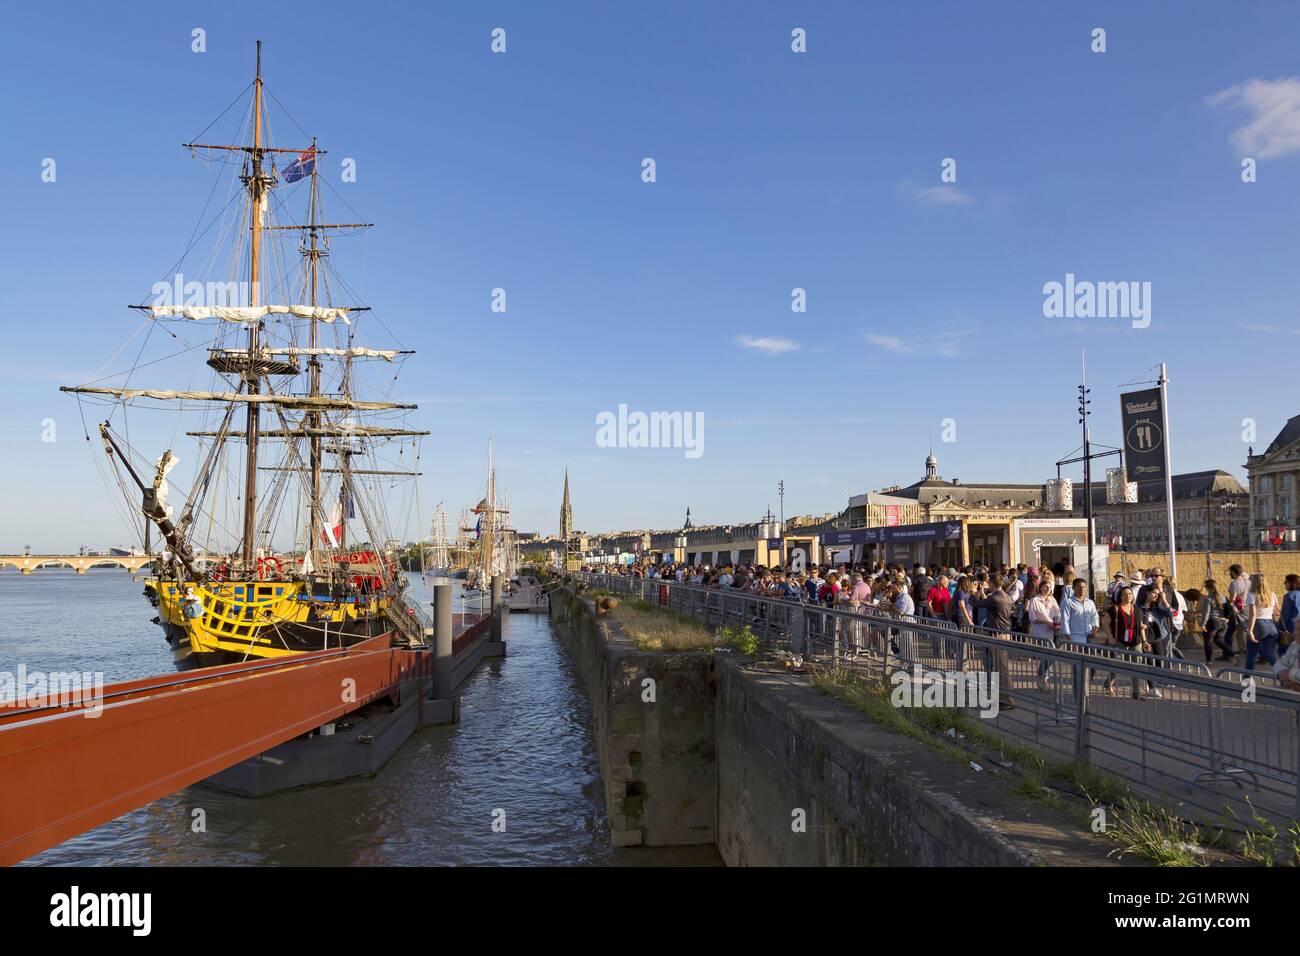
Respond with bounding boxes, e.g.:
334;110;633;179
281;347;400;360
150;304;352;324
153;451;179;520
212;346;402;361
61;385;414;411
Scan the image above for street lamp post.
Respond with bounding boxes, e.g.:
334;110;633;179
1080;373;1094;597
778;478;785;569
1055;355;1123;597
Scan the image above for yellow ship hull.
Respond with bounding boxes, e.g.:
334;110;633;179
147;577;392;664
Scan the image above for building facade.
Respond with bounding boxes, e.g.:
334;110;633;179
1245;415;1300;549
1083;470;1249;553
851;452;1049;567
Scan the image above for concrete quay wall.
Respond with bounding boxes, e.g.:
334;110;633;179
552;582;1118;866
548;585;716;847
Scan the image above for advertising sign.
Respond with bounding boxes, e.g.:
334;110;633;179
1120;387;1166;482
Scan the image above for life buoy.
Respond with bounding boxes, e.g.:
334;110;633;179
256;556;284;580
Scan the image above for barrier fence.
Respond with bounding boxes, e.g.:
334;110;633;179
576;572;1300;829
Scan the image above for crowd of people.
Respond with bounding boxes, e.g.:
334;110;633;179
582;558;1300;692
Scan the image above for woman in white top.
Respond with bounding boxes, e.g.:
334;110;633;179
1028;580;1061;686
1027;581;1061;641
1244;573;1280;671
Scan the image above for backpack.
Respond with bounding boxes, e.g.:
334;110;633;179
1224;597;1245;625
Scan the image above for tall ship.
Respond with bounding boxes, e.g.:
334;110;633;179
424;501;451;577
61;43;429;667
459;440;519;599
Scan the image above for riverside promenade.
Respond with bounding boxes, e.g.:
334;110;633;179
579;571;1300;839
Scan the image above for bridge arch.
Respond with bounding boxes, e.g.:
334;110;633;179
0;555;154;575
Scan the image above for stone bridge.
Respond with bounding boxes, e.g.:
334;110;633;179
0;554;156;575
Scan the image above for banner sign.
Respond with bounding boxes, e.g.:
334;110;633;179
819;521;961;547
1120;387;1166;482
820;528;877;546
889;521;963;543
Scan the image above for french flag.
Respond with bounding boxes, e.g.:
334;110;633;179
321;487;353;547
282;146;317;184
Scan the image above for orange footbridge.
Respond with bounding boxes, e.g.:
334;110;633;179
0;615;491;866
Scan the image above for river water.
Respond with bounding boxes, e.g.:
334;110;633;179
1;569;718;866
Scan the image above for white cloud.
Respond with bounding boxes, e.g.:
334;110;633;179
1208;77;1300;158
899;180;973;207
735;335;799;354
864;326;976;357
863;333;913;354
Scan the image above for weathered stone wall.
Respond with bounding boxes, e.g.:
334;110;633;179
714;657;1116;867
553;582;1116;866
549;586;715;847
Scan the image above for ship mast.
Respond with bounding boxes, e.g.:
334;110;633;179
63;42;427;574
482;438;495;577
241;40;267;567
306;137;323;560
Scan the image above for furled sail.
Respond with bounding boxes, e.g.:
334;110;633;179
149;304;353;324
210;346;406;361
60;385;415;411
188;426;431;438
153;451;180;520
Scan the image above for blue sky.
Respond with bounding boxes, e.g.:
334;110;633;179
2;0;1300;551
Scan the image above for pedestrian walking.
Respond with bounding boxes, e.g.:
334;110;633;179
1244;573;1280;672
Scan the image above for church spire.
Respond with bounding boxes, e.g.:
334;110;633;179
560;469;574;539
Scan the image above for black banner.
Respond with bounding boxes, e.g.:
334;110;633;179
1120;387;1166;482
820;521;962;547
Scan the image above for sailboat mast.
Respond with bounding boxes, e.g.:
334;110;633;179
307;136;322;559
241;40;267;567
482;439;495;576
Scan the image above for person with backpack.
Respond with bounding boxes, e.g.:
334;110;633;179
1198;579;1233;662
1167;581;1189;660
1225;563;1250;654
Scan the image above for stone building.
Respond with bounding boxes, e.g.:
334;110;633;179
851;451;1049;567
1245;415;1300;549
1082;470;1249;553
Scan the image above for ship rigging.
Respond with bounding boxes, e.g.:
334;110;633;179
62;42;429;667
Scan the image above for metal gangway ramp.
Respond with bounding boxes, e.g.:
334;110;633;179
0;635;428;865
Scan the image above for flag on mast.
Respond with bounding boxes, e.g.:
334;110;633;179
281;146;317;184
322;486;350;547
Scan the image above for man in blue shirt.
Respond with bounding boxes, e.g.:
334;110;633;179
1059;578;1099;645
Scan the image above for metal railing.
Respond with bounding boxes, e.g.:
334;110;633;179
387;589;434;646
575;572;1300;828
